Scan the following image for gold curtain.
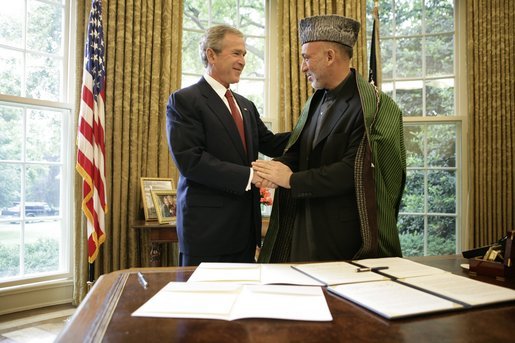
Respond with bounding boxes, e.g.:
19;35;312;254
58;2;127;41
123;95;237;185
73;0;183;304
467;0;515;247
275;0;367;132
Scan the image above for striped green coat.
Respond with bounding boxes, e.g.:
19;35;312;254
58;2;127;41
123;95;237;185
259;70;406;262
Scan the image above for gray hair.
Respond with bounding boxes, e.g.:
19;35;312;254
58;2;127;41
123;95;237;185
199;25;244;67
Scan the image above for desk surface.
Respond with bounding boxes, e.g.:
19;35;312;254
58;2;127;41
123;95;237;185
57;256;515;343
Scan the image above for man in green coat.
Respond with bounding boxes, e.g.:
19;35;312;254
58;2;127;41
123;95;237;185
253;15;406;262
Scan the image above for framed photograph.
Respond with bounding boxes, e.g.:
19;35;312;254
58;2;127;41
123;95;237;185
140;177;174;221
151;190;177;224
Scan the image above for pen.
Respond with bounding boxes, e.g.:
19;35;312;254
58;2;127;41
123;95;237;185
137;272;149;289
356;266;389;273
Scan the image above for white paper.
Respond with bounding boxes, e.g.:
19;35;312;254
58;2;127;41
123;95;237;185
329;281;463;319
292;261;388;286
401;273;515;306
355;257;448;279
187;263;324;286
132;282;332;321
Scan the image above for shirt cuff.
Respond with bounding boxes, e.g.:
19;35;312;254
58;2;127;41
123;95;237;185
245;168;253;191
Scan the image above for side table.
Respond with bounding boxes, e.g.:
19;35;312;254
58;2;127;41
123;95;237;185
131;219;178;267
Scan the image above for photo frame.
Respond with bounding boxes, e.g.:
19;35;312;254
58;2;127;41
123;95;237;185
140;177;175;221
151;190;177;224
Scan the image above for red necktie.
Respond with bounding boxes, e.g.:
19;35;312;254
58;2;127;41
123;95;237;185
225;89;246;151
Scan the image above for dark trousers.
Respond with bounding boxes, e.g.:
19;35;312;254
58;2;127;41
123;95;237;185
179;233;256;267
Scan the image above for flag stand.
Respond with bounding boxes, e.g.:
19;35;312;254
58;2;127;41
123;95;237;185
87;263;95;292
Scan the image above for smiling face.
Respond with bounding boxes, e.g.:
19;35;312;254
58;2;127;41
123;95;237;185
207;33;246;88
301;41;329;90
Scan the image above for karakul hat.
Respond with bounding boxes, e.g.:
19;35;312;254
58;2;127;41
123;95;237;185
299;15;360;48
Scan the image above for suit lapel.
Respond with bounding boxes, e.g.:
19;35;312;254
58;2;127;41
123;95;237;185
311;98;350;149
199;79;248;162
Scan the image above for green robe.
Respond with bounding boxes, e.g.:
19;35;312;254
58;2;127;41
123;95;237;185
259;70;406;262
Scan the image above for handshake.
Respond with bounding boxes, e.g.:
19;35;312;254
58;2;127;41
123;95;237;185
251;160;292;189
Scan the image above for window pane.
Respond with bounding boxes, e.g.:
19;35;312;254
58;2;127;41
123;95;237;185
428;170;456;213
242;37;264;78
0;48;23;96
426;78;454;116
182;31;204;74
236;79;264;115
396;80;423;116
24;220;61;274
400;170;425;213
427;124;456;167
395;0;422;36
239;0;265;36
0;164;22;218
396;37;422;78
426;34;454;76
425;0;454;34
377;0;394;36
403;125;424;168
183;0;209;30
181;74;200;88
212;0;237;26
0;104;23;160
380;39;394;80
27;0;63;54
0;0;24;48
398;215;424;256
0;222;21;277
26;165;61;211
26;53;62;101
26;109;62;162
427;215;456;255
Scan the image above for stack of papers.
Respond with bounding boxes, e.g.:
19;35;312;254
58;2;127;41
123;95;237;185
132;282;332;321
132;257;515;321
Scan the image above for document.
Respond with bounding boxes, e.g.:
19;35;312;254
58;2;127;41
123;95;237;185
132;282;333;321
401;273;515;306
327;259;515;319
354;257;448;279
187;263;324;286
291;261;388;286
328;280;463;319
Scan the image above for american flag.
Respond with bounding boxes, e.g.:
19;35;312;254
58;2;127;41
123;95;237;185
76;0;107;264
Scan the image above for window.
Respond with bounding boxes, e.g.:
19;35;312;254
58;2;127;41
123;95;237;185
368;0;464;256
182;0;267;115
0;0;73;285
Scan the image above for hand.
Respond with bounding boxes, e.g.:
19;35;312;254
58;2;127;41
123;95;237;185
252;160;292;189
251;172;264;188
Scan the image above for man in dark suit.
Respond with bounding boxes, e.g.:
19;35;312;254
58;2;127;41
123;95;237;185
166;25;290;266
253;15;406;262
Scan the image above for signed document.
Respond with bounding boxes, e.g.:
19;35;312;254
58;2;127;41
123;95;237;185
291;261;388;286
132;282;332;321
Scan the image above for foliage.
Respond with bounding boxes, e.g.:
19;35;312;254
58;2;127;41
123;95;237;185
0;238;59;277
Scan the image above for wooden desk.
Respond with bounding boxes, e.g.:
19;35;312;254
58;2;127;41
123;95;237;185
57;256;514;343
131;219;178;267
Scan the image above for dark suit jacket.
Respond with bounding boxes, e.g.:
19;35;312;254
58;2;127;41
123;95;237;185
279;72;365;260
166;77;289;256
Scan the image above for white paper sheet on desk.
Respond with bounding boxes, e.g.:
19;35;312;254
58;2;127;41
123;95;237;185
131;282;333;321
354;257;448;279
328;280;463;319
401;273;515;306
292;261;388;286
187;263;324;286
